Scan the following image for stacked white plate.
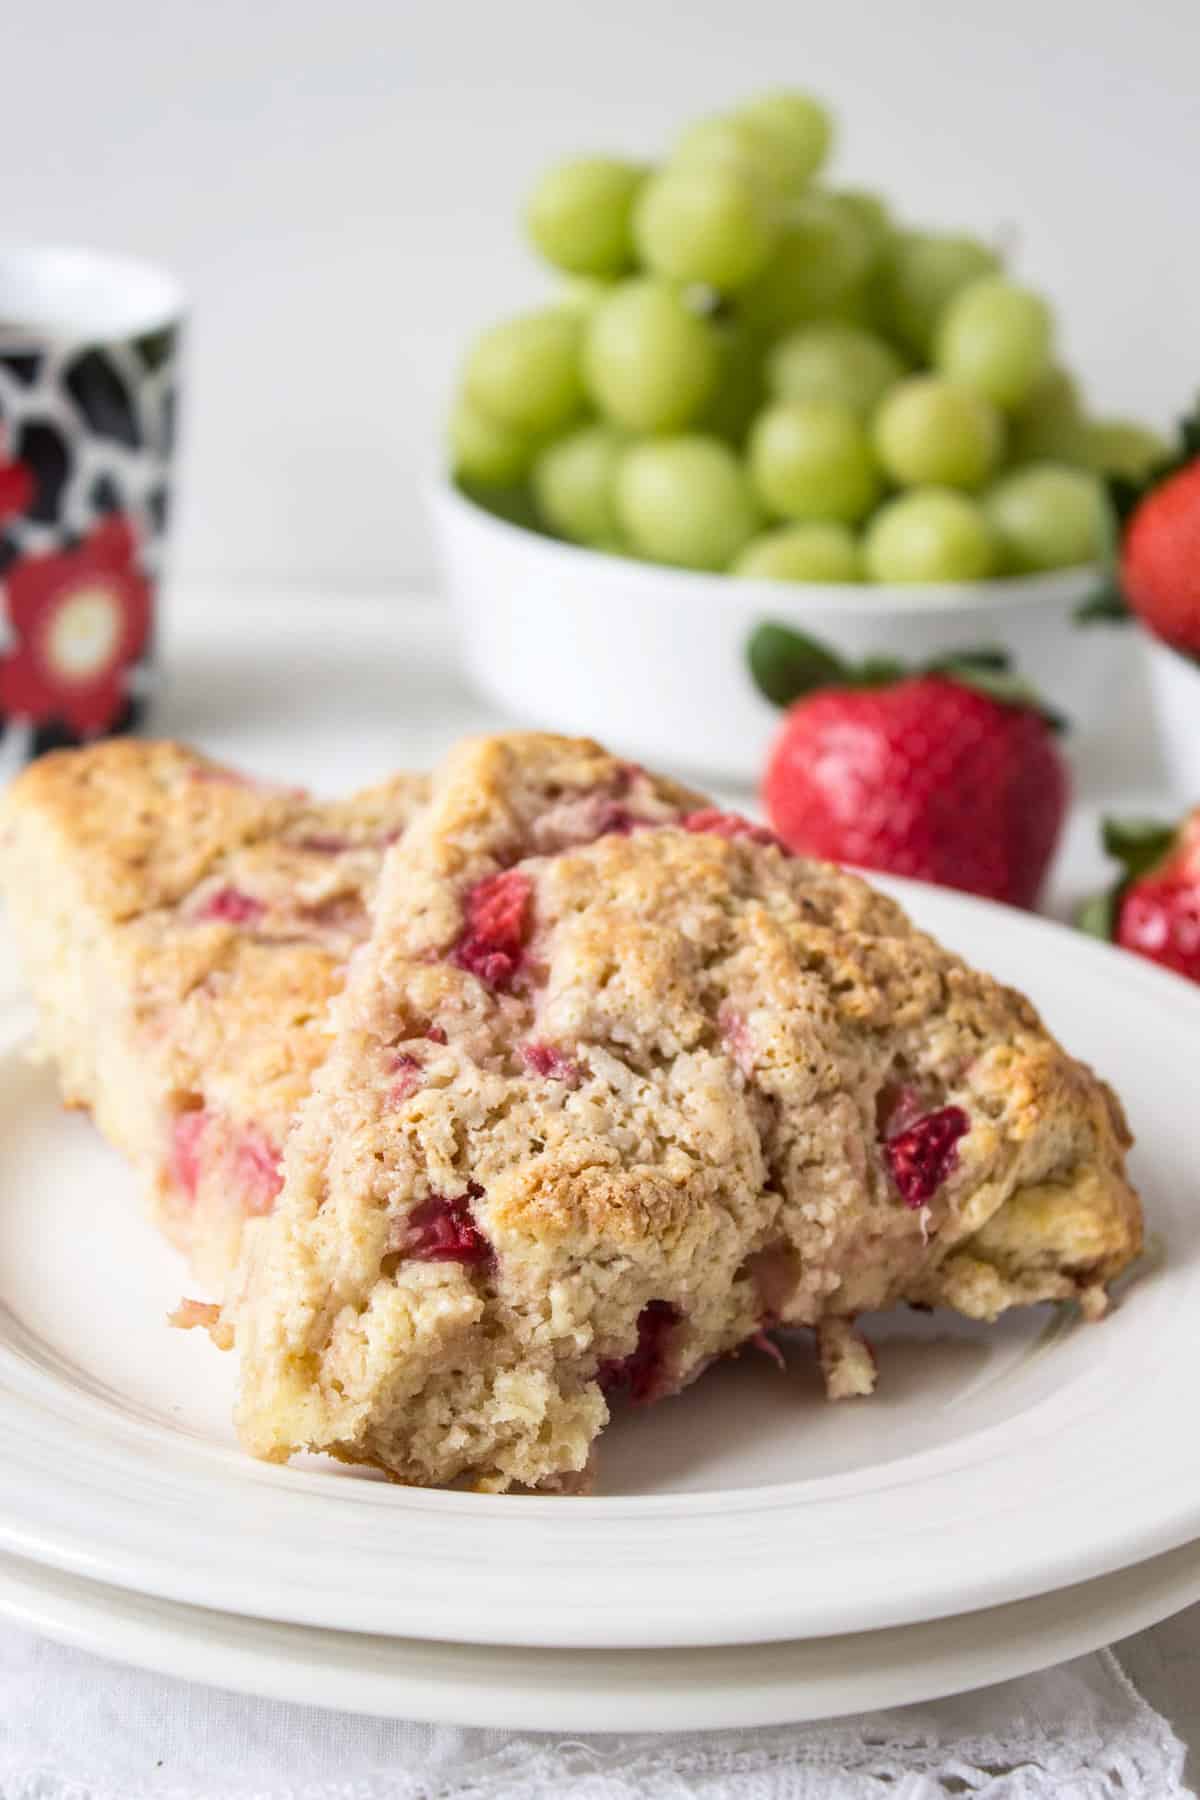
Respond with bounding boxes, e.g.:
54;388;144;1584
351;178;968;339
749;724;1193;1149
2;878;1199;1733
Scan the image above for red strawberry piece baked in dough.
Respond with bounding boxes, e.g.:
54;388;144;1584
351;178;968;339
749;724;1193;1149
0;739;428;1294
229;733;1141;1494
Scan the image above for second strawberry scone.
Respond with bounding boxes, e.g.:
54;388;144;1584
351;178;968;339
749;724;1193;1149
0;741;426;1292
230;732;1141;1492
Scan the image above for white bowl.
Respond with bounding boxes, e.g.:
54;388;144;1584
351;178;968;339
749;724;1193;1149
1144;635;1200;798
428;480;1123;783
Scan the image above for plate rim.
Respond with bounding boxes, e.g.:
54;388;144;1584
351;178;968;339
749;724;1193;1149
0;1534;1197;1735
3;877;1200;1649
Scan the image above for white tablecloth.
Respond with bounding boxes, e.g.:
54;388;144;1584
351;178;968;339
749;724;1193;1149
0;1625;1190;1798
2;585;1195;1798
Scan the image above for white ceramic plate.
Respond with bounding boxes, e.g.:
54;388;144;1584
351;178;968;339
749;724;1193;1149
3;1537;1200;1733
0;880;1198;1650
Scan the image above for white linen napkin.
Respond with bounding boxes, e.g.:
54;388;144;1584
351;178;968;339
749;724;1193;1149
0;1624;1188;1799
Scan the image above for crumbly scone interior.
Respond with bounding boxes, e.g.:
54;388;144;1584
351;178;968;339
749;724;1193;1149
230;732;1142;1493
0;740;426;1293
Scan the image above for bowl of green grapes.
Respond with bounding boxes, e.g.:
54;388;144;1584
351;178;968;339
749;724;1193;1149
430;90;1162;780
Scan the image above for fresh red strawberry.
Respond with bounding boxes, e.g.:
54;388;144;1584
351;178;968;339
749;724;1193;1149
1121;456;1200;657
1081;812;1200;981
750;628;1068;909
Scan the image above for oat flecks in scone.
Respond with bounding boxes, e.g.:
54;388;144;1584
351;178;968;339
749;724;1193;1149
0;740;427;1293
230;732;1143;1494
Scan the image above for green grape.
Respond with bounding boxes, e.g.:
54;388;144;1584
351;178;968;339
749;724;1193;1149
614;435;760;570
525;157;644;277
1085;418;1171;484
817;280;877;328
748;399;881;523
872;375;1003;490
532;423;624;546
934;276;1054;412
456;477;542;533
735;90;833;187
877;231;1001;359
448;395;539;487
984;463;1111;572
853;261;899;337
633;161;778;291
582;277;718;432
739;193;873;336
1007;366;1089;465
558;275;619;315
676;107;827;198
767;322;904;419
699;322;767;445
464;310;584;437
673;114;802;198
831;189;892;261
863;488;998;583
733;521;861;582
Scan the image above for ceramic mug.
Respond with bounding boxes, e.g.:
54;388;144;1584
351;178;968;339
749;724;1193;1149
0;247;183;767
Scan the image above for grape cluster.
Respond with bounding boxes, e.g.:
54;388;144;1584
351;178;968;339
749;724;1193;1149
449;92;1166;584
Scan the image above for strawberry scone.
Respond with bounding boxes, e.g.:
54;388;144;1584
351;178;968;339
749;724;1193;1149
0;740;426;1292
230;732;1141;1492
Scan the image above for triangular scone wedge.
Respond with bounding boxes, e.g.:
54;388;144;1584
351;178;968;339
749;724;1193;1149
0;740;426;1292
230;732;1142;1491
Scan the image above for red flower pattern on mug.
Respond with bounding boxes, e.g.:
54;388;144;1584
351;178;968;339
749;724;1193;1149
0;516;152;735
0;452;33;528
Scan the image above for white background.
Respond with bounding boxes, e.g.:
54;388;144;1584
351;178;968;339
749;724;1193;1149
1;0;1195;589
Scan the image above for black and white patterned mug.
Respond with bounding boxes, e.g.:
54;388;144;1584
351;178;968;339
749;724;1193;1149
0;248;182;768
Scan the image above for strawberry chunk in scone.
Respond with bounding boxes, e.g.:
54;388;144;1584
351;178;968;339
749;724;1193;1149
0;738;427;1295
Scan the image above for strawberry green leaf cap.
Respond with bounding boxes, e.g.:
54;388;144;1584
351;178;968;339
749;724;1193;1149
1077;816;1178;941
746;623;857;706
1075;575;1130;625
1088;395;1200;621
1077;397;1200;626
746;621;1066;729
1108;396;1200;522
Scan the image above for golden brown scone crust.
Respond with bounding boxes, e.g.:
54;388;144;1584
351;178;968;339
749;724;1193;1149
1;739;426;1289
232;733;1141;1492
6;739;306;921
